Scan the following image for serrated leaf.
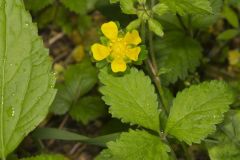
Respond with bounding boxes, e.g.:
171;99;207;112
207;110;240;160
99;68;160;132
191;0;223;29
24;0;54;12
102;130;170;160
217;29;240;41
156;32;202;85
50;59;97;115
60;0;87;14
148;18;164;37
166;81;234;144
119;0;137;14
21;154;68;160
95;149;112;160
69;96;107;125
0;0;56;158
162;0;212;15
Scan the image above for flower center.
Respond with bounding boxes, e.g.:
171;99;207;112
110;38;127;59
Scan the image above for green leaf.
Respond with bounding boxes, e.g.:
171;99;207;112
0;0;56;158
24;0;54;12
21;154;68;160
153;3;169;16
99;130;170;160
222;5;239;28
99;68;160;132
95;149;112;160
126;19;141;31
60;0;87;14
207;110;240;160
119;0;137;14
50;59;97;115
148;18;164;37
110;0;119;4
161;0;212;15
156;32;202;85
217;29;240;41
32;128;120;147
191;0;223;29
69;96;107;125
166;81;234;144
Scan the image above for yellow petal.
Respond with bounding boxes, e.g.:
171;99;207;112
101;21;118;41
91;43;110;61
111;58;127;72
126;47;141;61
124;30;141;45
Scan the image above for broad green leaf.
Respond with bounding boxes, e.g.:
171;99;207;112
50;59;97;115
69;96;107;125
161;0;212;15
21;154;68;160
119;0;137;14
24;0;54;12
207;110;240;160
60;0;87;14
99;130;170;160
99;68;160;132
191;0;223;29
0;0;56;158
156;32;202;85
217;29;240;41
222;6;239;28
166;81;234;144
148;18;164;37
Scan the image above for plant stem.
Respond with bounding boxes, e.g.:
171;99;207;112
181;143;193;160
176;14;188;34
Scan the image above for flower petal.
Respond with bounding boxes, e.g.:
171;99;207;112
126;47;141;61
101;21;118;41
111;58;127;72
124;30;141;45
91;43;110;61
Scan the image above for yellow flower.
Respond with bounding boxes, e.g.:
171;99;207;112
91;21;142;72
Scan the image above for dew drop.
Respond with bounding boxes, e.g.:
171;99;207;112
25;22;29;27
9;63;13;67
7;107;15;117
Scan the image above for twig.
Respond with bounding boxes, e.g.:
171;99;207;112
48;32;64;46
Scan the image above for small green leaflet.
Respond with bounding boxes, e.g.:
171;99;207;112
99;68;160;132
156;32;202;85
114;0;137;14
50;59;97;115
0;0;56;158
166;81;234;144
217;29;240;41
207;110;240;160
21;154;68;160
161;0;212;15
97;130;170;160
69;96;107;125
222;5;239;28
